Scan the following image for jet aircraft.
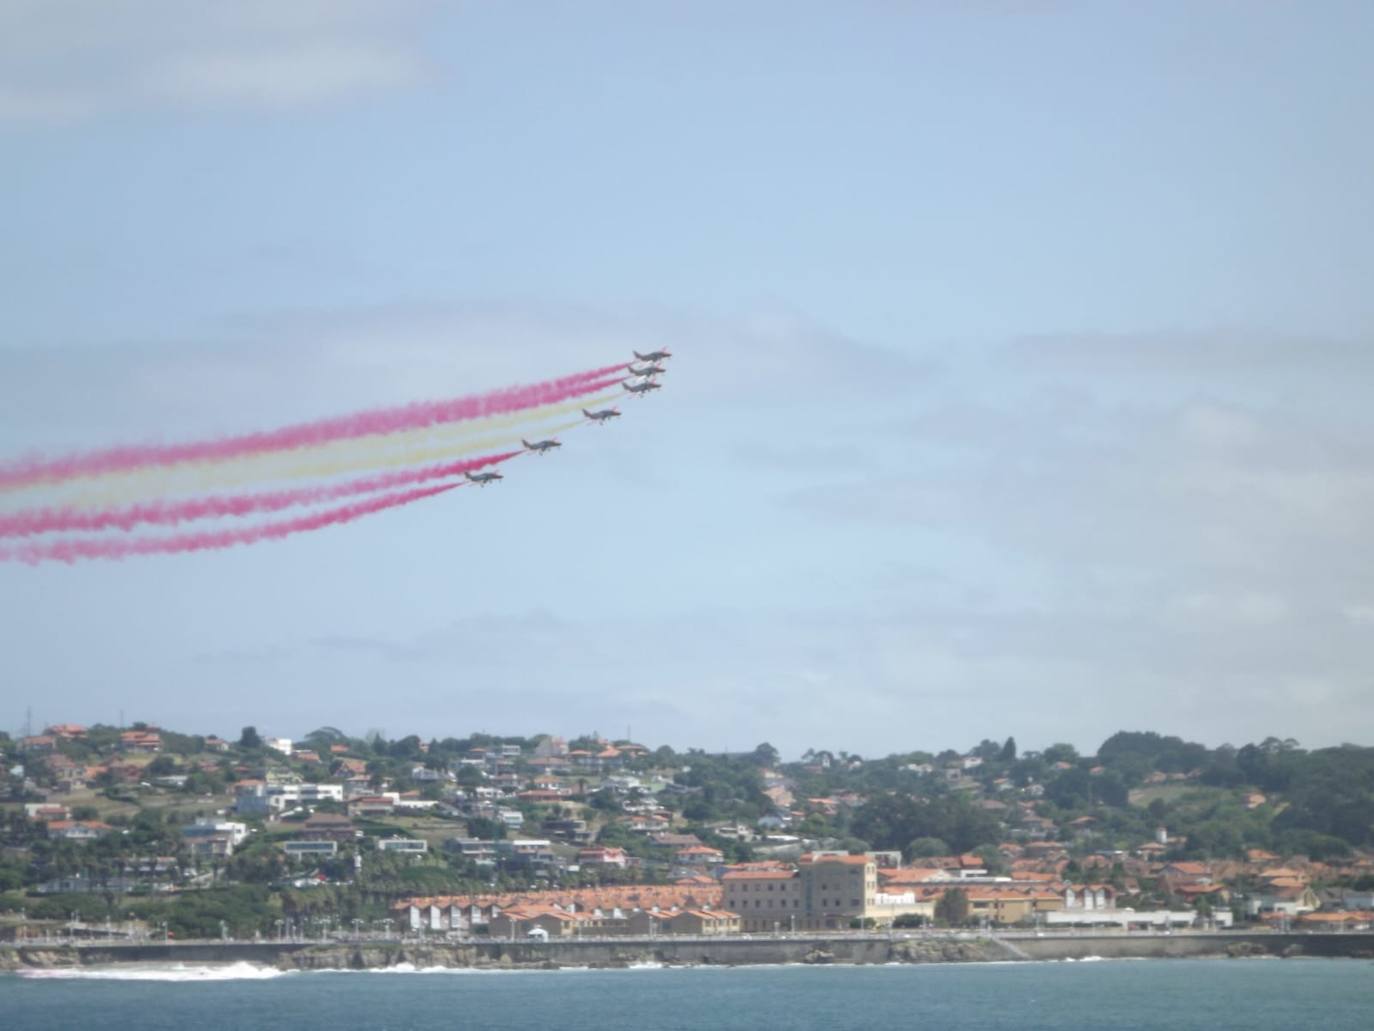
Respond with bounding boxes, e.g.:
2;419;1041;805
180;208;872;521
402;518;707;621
464;470;504;486
583;407;621;423
522;438;562;454
623;379;662;396
633;349;672;363
627;363;665;378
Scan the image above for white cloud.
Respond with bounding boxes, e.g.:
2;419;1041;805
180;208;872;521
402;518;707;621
147;43;422;110
0;0;434;121
772;330;1374;748
1167;591;1288;628
1008;330;1374;379
1342;604;1374;627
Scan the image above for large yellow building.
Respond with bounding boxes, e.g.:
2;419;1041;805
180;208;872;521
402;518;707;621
963;886;1064;925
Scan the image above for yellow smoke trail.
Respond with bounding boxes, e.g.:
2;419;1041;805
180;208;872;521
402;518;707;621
24;397;614;509
55;417;587;509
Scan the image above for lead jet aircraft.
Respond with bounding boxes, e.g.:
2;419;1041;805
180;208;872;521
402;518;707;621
522;438;562;454
583;407;621;423
633;348;672;362
623;379;662;396
464;470;504;486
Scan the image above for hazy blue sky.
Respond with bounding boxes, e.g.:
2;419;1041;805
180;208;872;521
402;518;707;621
3;2;1373;757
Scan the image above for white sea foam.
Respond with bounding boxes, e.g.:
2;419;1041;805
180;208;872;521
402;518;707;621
304;965;561;976
18;961;289;982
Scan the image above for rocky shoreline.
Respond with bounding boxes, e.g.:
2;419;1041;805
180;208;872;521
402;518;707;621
273;935;996;971
4;932;1372;973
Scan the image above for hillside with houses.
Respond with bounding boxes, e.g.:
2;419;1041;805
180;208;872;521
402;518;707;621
2;724;1373;940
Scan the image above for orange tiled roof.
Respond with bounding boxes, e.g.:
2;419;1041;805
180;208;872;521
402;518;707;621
800;853;870;866
878;868;944;884
678;908;739;920
394;883;723;914
723;869;797;881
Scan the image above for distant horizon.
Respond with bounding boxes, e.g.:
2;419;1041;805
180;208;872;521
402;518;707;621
6;714;1347;765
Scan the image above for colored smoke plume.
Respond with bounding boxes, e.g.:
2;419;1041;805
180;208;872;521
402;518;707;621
1;483;460;565
0;452;519;537
52;392;620;508
0;365;626;490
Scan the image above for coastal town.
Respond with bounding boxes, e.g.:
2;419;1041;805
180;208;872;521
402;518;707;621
2;724;1372;944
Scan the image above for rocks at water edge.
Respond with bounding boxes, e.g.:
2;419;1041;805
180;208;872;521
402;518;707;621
888;938;992;963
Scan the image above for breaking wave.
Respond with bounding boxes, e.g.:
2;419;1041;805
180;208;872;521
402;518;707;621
18;962;289;982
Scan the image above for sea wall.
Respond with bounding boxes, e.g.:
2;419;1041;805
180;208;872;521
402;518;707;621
1013;932;1374;962
0;936;995;971
4;932;1373;972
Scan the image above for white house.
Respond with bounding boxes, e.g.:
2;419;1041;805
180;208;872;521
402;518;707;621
182;818;248;857
282;840;339;858
377;838;429;854
1063;885;1115;910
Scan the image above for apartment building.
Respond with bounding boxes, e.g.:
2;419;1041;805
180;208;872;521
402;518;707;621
722;869;803;932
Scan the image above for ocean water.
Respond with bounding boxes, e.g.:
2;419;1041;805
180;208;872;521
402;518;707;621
4;958;1373;1030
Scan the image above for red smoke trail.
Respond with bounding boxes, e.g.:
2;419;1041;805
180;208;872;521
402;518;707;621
0;451;520;537
1;483;459;565
0;364;627;490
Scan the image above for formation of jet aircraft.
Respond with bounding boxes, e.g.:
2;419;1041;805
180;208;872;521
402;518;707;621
622;348;669;399
467;353;669;488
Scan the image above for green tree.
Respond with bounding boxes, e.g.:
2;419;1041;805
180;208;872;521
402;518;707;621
935;888;970;926
853;794;998;856
906;837;950;858
146;756;178;776
750;742;780;768
304;727;350;749
466;817;505;841
238;726;262;750
1042;743;1079;765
